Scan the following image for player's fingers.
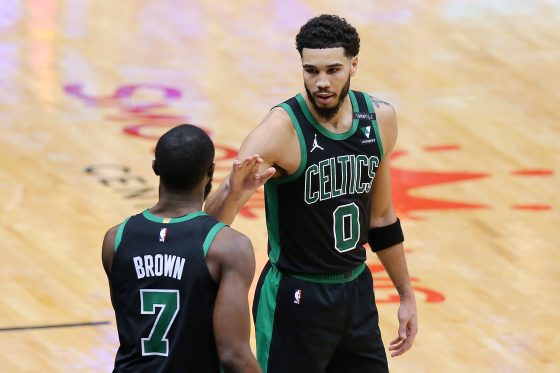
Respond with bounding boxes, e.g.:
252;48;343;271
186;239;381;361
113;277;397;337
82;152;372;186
257;167;276;182
238;154;260;168
239;158;254;168
388;338;404;351
389;319;408;348
390;322;417;357
391;336;414;357
247;156;267;172
250;157;264;171
390;343;406;357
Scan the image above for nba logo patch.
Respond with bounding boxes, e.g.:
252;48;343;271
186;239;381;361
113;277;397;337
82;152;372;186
294;289;302;304
159;228;168;243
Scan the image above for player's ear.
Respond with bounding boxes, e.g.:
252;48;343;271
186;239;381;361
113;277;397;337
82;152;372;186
350;56;358;76
152;160;159;175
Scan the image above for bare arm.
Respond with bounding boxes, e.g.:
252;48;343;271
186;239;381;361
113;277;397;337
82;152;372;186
204;108;297;224
101;225;119;276
369;100;418;357
209;228;261;373
204;155;275;225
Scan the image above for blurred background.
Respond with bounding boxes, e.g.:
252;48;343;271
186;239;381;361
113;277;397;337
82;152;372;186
0;0;558;371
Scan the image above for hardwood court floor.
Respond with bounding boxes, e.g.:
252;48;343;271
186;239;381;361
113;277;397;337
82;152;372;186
0;1;559;372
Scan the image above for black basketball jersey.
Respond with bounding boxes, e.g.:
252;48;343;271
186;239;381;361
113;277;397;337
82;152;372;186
109;209;226;373
264;91;383;275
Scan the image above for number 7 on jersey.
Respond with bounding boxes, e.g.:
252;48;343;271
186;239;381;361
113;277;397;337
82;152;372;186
140;289;180;356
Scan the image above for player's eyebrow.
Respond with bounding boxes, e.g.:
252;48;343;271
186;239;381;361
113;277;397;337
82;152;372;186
303;63;343;68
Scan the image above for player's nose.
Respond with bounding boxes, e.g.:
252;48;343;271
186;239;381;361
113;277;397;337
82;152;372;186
316;73;330;89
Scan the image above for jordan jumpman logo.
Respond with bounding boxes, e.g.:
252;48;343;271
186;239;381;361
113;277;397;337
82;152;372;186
310;134;324;152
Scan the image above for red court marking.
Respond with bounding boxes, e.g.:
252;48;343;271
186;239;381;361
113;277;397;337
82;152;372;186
368;264;445;303
64;83;182;108
423;144;461;151
373;284;446;303
124;123;188;139
511;204;552;211
391;150;490;219
511;169;554;176
109;113;186;122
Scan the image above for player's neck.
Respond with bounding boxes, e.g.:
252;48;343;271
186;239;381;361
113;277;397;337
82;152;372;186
150;187;203;217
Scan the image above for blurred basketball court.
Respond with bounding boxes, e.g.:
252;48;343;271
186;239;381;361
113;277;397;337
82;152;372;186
0;1;558;371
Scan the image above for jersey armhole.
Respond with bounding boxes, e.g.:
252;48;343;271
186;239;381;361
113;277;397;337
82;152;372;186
203;222;227;257
114;217;130;253
268;103;307;184
363;94;384;159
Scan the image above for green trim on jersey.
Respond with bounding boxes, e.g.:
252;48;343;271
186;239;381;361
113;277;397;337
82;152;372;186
349;89;360;112
114;217;130;252
271;103;307;184
142;209;207;224
295;92;359;140
255;265;282;372
289;262;366;284
264;183;281;264
364;94;384;158
203;222;226;257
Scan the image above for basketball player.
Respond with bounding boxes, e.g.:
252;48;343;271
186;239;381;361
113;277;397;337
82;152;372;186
102;125;261;373
205;15;418;372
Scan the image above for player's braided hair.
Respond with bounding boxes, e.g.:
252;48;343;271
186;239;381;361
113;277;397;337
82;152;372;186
296;14;360;57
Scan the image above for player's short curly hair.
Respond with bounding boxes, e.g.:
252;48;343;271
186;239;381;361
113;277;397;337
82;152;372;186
296;14;360;57
154;124;214;191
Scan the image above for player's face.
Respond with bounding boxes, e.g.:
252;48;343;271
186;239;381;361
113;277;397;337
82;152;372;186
301;47;358;119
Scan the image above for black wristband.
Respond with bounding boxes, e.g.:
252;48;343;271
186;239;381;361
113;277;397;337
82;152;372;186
368;218;404;252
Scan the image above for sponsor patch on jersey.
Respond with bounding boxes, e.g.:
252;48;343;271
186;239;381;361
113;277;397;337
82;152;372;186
354;112;376;121
159;228;168;242
360;125;372;139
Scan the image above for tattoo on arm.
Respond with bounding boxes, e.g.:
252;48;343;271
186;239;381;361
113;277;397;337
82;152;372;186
370;96;391;109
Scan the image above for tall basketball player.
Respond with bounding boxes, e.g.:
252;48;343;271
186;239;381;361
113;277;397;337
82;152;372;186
102;125;261;373
205;15;418;372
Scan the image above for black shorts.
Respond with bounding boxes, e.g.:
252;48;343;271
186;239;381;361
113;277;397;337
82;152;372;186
253;261;388;373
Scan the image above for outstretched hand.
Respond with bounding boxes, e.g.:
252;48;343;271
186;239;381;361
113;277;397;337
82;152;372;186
229;154;276;195
388;296;418;357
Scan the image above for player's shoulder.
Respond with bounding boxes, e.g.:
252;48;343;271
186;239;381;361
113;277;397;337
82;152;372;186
206;225;255;275
103;224;120;249
102;223;121;275
243;102;296;152
367;95;398;152
260;105;293;130
209;225;253;259
368;95;396;121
